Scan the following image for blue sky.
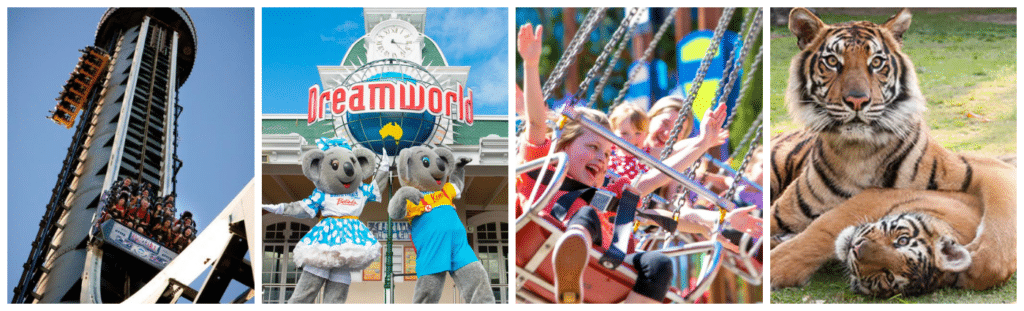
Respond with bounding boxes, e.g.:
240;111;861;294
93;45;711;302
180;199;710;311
262;7;508;115
7;8;255;302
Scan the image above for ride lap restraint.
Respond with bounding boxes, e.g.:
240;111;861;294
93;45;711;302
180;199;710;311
525;170;635;268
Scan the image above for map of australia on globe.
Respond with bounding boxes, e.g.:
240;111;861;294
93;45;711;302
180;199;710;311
345;111;437;156
379;122;403;146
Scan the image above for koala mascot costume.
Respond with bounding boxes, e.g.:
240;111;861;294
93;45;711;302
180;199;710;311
263;138;389;303
388;146;495;303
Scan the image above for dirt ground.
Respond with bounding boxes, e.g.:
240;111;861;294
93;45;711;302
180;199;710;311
962;13;1016;25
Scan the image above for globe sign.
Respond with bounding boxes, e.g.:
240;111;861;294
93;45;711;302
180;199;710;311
344;110;437;156
309;59;471;156
342;71;441;155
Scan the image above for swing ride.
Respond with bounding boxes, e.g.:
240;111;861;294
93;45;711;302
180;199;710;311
516;7;764;303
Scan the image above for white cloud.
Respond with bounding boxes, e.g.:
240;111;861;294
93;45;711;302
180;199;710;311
321;21;363;47
428;8;507;61
335;21;360;33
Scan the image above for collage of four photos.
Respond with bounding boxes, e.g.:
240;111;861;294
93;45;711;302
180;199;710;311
3;6;1017;304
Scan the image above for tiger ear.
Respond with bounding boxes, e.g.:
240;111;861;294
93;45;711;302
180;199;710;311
789;8;825;50
935;236;971;272
882;8;912;43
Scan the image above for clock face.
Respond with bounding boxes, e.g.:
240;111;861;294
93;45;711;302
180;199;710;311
374;25;415;59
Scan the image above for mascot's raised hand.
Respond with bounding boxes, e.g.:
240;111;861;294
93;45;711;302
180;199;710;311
262;138;389;303
387;145;493;303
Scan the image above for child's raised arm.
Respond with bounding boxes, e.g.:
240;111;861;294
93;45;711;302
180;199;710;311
518;24;547;146
634;103;730;196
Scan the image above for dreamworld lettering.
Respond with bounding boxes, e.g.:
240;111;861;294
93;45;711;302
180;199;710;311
308;81;474;125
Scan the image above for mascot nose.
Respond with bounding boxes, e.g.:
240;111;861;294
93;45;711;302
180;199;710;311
437;161;446;172
344;162;354;176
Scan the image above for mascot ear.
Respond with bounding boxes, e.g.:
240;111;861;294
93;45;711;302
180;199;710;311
789;8;825;50
301;149;326;183
353;148;376;180
935;236;971;272
397;148;413;185
433;146;456;175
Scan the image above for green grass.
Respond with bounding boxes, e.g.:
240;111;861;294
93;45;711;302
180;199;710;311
772;262;1018;304
770;8;1017;303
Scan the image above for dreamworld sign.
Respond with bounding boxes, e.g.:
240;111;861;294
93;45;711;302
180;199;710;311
307;80;474;125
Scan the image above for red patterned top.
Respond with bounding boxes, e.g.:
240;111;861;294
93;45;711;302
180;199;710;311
609;146;651;180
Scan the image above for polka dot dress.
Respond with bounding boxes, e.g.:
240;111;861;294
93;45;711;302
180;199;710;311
291;185;382;270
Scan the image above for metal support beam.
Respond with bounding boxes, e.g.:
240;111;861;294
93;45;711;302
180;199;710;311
194;233;252;303
155;278;197;303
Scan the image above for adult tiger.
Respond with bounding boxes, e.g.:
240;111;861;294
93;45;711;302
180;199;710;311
769;8;1016;294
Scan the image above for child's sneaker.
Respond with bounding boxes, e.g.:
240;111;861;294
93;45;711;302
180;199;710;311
553;224;590;303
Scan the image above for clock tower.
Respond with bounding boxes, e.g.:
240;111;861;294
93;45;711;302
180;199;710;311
365;9;424;63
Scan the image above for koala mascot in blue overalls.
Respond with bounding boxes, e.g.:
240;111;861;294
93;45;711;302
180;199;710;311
263;138;390;303
388;145;494;303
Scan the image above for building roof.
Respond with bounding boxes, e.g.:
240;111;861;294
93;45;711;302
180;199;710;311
261;114;507;146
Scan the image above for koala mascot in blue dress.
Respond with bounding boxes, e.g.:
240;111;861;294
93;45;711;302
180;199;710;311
388;145;495;303
263;138;390;303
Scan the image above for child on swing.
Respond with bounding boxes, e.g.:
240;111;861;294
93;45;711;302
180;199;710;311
517;23;669;304
607;103;649;180
516;23;731;304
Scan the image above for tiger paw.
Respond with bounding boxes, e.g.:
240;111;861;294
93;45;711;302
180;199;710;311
963;237;1016;290
769;242;818;289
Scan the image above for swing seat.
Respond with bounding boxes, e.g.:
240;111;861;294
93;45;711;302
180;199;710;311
515;212;685;303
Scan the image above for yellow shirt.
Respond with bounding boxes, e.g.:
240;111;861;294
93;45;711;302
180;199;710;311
405;182;457;218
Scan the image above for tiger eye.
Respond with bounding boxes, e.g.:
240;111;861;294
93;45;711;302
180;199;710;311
871;57;883;68
823;55;839;67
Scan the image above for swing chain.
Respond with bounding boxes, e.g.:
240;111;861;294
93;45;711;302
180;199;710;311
723;9;764;128
657;8;735;161
589;17;637;105
662;9;762;218
723;125;762;201
575;7;641;104
609;8;681;108
681;84;762;214
733;110;763;159
669;9;758;207
725;45;763;132
519;8;605;137
542;8;607;104
637;8;733;218
716;8;762;129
